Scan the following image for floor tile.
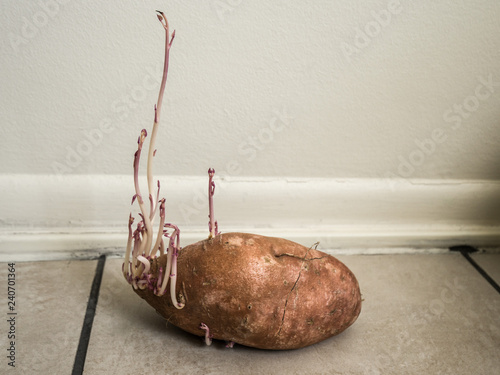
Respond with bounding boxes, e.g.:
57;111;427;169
0;260;97;374
85;255;500;375
470;253;500;285
331;254;500;375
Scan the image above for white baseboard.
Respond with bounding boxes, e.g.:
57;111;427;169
1;175;499;261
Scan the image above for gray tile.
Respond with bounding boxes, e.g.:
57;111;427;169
86;256;500;375
0;260;97;374
470;253;500;285
331;254;500;375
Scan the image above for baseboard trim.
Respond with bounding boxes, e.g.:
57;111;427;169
1;175;499;261
1;225;499;262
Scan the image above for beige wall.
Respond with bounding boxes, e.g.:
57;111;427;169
1;0;499;180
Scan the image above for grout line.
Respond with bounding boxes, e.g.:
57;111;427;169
72;255;107;375
460;251;500;294
450;245;500;295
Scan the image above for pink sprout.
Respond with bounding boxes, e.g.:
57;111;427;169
208;168;219;238
199;323;213;346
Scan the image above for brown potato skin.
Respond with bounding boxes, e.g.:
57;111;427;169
135;232;361;350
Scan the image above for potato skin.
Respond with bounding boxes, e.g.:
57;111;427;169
135;232;361;350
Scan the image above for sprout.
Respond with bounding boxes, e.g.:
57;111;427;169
123;214;134;279
199;323;213;346
208;168;219;239
149;199;166;258
136;255;150;275
122;11;185;309
155;223;184;309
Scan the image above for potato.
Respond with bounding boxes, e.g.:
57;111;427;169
135;232;362;350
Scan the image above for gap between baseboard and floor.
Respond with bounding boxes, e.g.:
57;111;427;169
0;174;499;261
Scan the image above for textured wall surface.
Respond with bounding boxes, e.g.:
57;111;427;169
1;0;499;180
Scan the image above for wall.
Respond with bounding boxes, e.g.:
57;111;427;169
1;1;499;258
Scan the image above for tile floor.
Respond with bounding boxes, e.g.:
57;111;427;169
0;252;499;375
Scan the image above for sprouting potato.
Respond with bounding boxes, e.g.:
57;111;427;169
123;11;361;350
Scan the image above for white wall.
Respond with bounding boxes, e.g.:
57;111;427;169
1;1;500;258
